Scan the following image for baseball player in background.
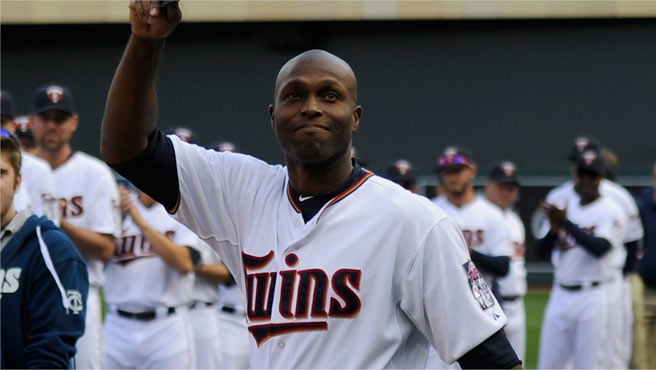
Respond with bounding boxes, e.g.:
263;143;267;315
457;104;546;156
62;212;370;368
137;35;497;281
99;1;522;368
104;184;197;368
428;146;513;368
1;90;58;223
31;83;121;369
171;128;233;369
538;149;627;369
540;137;644;368
386;159;418;193
485;161;527;362
1;130;89;369
211;141;251;370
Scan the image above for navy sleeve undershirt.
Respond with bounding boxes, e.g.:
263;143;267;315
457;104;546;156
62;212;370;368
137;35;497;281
110;129;180;212
457;329;522;369
470;251;510;277
562;220;611;257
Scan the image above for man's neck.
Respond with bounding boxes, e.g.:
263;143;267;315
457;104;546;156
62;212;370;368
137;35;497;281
1;208;16;230
287;155;354;195
579;193;600;206
447;187;475;207
37;145;73;169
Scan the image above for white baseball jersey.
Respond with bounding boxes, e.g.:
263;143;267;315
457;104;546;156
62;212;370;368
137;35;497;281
104;196;197;309
550;195;626;284
52;151;121;287
21;152;58;222
12;183;32;214
190;240;222;304
169;136;507;368
432;195;513;287
496;208;527;297
543;179;642;269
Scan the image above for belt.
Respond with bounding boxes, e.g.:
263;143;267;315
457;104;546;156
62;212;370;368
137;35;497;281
116;307;176;321
189;301;215;310
501;295;521;302
559;281;601;291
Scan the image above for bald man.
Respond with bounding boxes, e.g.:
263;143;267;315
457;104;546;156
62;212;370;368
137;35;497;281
99;1;521;368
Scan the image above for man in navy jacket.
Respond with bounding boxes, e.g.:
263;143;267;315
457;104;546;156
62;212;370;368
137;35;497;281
1;128;88;368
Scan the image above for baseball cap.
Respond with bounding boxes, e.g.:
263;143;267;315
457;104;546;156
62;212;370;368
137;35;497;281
1;90;16;120
576;149;606;176
167;127;196;143
386;159;416;186
33;83;75;115
568;136;599;162
436;146;474;172
488;161;520;186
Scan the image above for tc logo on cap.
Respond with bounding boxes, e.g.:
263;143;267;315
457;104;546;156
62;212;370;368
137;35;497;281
46;86;64;103
501;161;516;177
575;137;590;152
582;150;597;165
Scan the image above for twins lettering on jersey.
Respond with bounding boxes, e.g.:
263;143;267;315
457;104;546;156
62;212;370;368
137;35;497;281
115;230;176;262
462;229;484;249
58;196;84;218
0;268;21;298
243;251;362;346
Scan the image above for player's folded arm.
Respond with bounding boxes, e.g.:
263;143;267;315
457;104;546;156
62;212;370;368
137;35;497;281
110;129;180;212
562;220;611;257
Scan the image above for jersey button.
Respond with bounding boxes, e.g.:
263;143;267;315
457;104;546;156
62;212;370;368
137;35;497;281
278;341;285;349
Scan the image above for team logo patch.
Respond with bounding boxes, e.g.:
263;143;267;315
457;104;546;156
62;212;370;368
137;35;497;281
582;150;597;165
462;261;495;310
501;161;516;177
66;290;84;315
46;86;64;103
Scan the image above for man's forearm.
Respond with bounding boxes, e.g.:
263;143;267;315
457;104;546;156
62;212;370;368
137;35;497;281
101;35;165;164
59;221;115;262
138;222;195;273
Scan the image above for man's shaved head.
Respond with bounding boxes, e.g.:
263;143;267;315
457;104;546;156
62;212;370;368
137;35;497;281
274;49;358;104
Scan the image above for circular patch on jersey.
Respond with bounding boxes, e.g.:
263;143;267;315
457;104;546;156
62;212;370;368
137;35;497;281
462;261;495;310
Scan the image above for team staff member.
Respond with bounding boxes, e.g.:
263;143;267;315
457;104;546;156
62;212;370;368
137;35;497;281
31;83;121;369
636;161;656;369
485;161;527;362
100;1;521;368
538;150;626;369
1;90;58;223
104;185;197;368
1;130;88;368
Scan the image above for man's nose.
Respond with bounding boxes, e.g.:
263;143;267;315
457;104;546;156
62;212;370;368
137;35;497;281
301;96;322;118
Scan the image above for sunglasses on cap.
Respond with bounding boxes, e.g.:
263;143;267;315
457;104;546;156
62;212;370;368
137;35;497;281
1;128;12;138
438;154;472;168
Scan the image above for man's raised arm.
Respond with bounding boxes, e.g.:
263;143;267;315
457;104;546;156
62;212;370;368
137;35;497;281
100;0;181;165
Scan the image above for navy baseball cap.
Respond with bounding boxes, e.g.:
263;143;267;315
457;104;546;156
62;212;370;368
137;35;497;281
576;149;606;176
33;83;75;115
386;159;416;185
437;146;474;172
568;136;599;162
1;90;16;119
488;161;520;186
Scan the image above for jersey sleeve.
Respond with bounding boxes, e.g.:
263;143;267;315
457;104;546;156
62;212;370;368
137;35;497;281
84;166;121;238
400;218;508;364
26;234;89;369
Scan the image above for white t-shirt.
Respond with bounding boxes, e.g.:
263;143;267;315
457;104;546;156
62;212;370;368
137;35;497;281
495;208;527;297
104;197;197;309
52;151;121;287
432;195;514;287
169;136;507;368
550;196;626;284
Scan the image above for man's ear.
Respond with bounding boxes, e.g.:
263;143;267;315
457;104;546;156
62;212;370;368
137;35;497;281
269;104;275;129
14;173;21;193
351;105;362;133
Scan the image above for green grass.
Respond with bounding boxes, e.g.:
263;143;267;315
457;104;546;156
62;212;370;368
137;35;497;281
524;289;550;369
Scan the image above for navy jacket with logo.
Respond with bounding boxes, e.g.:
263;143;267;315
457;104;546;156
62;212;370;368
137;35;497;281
1;215;88;369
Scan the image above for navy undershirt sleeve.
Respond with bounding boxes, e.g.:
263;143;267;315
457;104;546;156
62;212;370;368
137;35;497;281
457;329;521;369
470;250;510;277
110;129;180;212
563;220;611;257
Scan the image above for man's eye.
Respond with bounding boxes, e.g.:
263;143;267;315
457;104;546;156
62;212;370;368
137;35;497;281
324;92;338;100
286;92;300;100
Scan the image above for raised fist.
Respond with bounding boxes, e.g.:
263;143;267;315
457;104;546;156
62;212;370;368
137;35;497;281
129;0;182;39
